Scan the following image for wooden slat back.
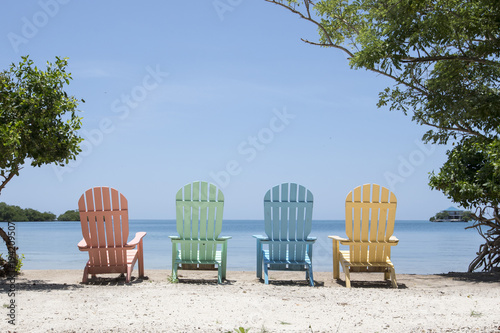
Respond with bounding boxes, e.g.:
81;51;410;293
345;184;397;263
264;183;314;262
175;181;224;261
78;187;129;268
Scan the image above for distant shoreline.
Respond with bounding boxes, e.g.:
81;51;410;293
0;220;79;222
431;220;470;222
1;219;446;222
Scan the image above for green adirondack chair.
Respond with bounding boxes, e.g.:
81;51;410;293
253;183;316;286
169;181;230;283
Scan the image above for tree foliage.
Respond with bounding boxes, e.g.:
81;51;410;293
0;56;83;193
429;138;500;270
57;209;80;221
432;211;450;221
462;211;473;222
0;56;83;276
0;202;56;222
266;0;500;271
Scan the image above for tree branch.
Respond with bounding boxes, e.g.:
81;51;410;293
0;170;18;195
265;0;429;95
419;120;487;139
301;38;410;83
299;38;353;57
401;55;499;66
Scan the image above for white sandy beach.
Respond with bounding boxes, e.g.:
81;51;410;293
2;270;500;333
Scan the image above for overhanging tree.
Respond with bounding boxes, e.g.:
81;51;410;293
0;56;83;276
266;0;500;271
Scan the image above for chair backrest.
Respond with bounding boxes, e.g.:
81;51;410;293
264;183;314;261
176;181;224;260
345;184;397;263
78;186;129;267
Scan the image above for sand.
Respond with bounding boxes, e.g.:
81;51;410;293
1;269;500;333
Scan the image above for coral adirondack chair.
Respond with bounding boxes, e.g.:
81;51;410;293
77;187;146;283
169;181;230;283
253;183;316;286
329;184;399;288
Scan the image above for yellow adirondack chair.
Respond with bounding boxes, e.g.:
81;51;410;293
77;187;146;283
329;184;399;288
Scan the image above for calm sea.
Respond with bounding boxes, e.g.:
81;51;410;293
0;220;484;274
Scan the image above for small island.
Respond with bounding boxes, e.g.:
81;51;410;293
0;202;79;222
429;206;472;222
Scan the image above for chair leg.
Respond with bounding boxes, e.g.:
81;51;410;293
171;243;178;281
308;265;314;287
264;262;269;285
126;266;132;283
221;264;227;281
390;267;398;288
332;240;340;280
172;264;178;281
341;262;351;288
82;265;89;283
138;240;144;278
256;239;262;279
217;266;222;284
222;243;228;280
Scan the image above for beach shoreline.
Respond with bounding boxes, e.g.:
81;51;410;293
2;270;500;332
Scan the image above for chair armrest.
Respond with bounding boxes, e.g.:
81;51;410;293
77;238;89;251
253;235;269;240
125;231;147;248
328;235;348;242
329;235;398;246
389;235;399;243
169;236;181;240
217;236;232;241
335;240;399;246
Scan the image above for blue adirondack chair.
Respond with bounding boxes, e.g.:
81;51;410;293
253;183;316;286
169;181;230;284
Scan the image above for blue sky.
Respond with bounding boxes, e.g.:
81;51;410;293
0;1;457;220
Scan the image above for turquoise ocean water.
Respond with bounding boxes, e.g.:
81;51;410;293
0;220;484;274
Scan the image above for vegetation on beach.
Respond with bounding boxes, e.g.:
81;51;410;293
0;253;23;274
0;56;83;276
266;0;500;272
232;327;250;333
166;275;179;284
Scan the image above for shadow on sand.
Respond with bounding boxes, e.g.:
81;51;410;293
0;274;150;292
439;271;500;283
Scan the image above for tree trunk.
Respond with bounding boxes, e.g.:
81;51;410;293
467;212;500;273
0;226;18;277
0;170;20;276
